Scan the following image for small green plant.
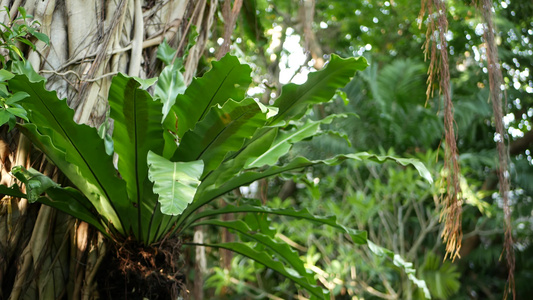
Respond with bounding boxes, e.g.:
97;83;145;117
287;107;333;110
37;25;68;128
0;6;48;129
0;6;49;65
2;52;432;298
0;86;28;130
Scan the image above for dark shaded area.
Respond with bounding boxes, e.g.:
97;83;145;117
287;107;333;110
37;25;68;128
97;238;186;300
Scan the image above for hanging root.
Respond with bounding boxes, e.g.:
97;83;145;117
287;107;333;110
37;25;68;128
476;0;515;298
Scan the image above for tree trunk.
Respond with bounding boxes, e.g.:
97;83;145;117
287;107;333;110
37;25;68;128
0;1;218;299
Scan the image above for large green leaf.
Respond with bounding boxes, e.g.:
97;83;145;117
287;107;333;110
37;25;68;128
163;54;252;138
193;153;432;216
156;39;177;66
0;110;12;128
196;219;309;273
9;75;128;233
176;152;431;233
10;166;107;235
17;124;127;233
10;60;45;82
97;121;114;155
269;55;368;126
188;203;429;298
11;166;59;202
208;54;366;186
0;183;25;198
182;203;367;244
194;219;324;298
172;98;267;174
39;187;108;235
209;127;278;188
131;76;158;90
154;62;187;120
245;114;348;168
109;73;165;240
191;242;327;299
156;30;197;70
147;151;203;215
0;69;14;81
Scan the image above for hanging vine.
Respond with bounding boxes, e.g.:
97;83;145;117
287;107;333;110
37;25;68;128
476;0;515;298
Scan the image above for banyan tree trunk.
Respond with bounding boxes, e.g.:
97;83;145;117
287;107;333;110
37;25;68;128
0;1;218;299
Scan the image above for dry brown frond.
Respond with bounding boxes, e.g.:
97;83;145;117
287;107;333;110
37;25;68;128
419;0;463;262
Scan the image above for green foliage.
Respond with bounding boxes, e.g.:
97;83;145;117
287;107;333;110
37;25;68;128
206;256;261;296
163;54;252;139
233;0;533;298
249;155;441;298
0;88;28;130
246;114;349;168
147;151;203;215
0;182;25;198
269;55;368;126
11;73;129;233
0;7;48;129
108;72;165;240
418;253;460;300
2;52;436;298
154;37;193;120
11;166;108;234
11;166;59;202
0;6;49;66
154;59;187;119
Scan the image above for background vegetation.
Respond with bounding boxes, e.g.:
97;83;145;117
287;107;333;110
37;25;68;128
204;0;533;299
